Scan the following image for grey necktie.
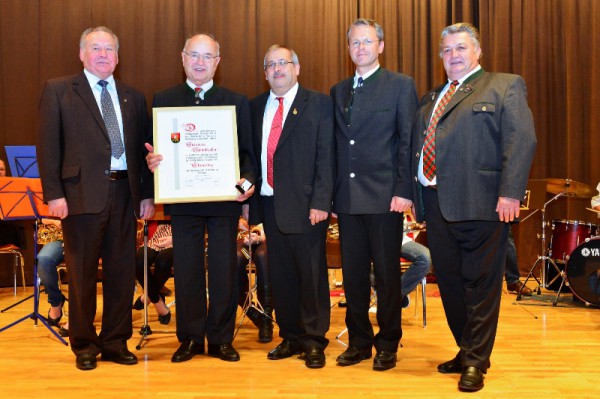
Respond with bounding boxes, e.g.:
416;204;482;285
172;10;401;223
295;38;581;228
98;80;124;159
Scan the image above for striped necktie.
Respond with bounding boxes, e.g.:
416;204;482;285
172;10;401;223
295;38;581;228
422;80;459;181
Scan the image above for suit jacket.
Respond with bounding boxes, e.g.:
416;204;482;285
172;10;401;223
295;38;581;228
38;72;152;216
152;83;256;217
248;86;334;234
330;68;418;214
412;70;537;222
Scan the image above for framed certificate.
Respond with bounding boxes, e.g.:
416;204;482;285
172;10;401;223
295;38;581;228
152;106;240;203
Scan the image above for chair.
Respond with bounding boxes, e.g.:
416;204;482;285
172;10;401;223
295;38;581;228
400;259;427;327
0;244;26;295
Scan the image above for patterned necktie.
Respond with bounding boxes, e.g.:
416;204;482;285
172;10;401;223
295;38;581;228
267;97;284;187
357;76;364;88
98;80;124;159
422;80;459;181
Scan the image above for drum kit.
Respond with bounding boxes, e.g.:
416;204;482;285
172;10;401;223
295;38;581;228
519;178;600;307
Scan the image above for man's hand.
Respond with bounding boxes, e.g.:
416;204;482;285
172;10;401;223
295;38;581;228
390;196;413;213
48;198;69;219
236;178;255;202
309;209;328;225
145;143;163;173
139;198;155;220
496;196;520;222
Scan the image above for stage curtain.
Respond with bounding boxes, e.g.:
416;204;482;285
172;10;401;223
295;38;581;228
0;0;598;228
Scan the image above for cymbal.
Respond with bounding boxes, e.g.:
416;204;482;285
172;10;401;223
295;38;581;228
546;178;595;198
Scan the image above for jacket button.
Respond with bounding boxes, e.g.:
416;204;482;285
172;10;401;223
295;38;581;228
350;140;355;145
104;170;110;175
350;173;355;178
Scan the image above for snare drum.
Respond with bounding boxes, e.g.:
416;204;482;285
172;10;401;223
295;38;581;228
550;220;598;263
566;237;600;306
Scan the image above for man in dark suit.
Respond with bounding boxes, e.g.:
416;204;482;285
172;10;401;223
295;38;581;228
412;22;536;392
248;45;334;369
37;26;155;371
145;33;256;363
330;18;418;371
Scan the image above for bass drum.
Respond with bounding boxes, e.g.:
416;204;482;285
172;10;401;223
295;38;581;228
566;238;600;306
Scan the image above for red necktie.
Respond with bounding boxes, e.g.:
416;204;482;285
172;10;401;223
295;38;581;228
422;80;459;181
267;97;284;187
194;87;202;98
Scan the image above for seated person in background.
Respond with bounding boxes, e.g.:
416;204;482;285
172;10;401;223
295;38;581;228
37;218;69;336
237;217;273;342
133;221;172;325
401;215;431;308
505;227;532;295
592;183;600;212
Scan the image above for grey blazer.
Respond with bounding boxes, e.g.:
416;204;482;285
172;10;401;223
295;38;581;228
412;69;537;222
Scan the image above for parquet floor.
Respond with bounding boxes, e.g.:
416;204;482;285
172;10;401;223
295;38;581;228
0;280;599;399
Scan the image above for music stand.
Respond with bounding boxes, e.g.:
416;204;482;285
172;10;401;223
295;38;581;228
0;177;68;345
4;146;39;178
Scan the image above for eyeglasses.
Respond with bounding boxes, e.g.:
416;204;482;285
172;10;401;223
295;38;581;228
183;50;219;62
349;39;378;48
265;60;294;70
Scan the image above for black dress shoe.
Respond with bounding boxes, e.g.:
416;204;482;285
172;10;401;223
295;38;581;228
132;296;144;311
267;339;302;360
47;296;66;327
246;307;274;343
171;339;204;363
101;348;138;365
459;366;484;392
372;350;397;371
304;346;326;369
58;326;69;337
437;354;462;374
336;346;372;366
158;310;171;325
207;343;240;362
76;353;97;371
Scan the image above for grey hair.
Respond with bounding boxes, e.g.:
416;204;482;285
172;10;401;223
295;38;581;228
346;18;384;43
79;26;119;51
183;33;221;56
263;44;299;69
439;22;481;57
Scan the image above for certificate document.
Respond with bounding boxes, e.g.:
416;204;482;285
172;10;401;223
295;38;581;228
152;106;240;203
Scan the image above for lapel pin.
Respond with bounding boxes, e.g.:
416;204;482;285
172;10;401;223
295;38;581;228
460;85;473;93
293;108;298;115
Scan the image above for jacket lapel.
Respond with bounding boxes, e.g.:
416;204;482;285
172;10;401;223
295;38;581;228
277;86;307;149
73;73;107;135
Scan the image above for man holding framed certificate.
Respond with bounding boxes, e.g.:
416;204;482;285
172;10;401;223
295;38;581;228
146;33;256;363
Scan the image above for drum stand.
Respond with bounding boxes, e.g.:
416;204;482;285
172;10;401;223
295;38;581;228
234;232;273;340
518;191;567;306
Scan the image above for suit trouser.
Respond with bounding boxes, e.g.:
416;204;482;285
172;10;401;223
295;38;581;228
171;215;238;345
422;186;507;372
62;178;136;355
337;212;403;352
261;196;330;350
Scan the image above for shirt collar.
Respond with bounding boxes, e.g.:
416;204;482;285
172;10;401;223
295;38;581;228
186;79;214;94
354;64;380;87
269;82;299;105
84;69;116;89
451;64;482;86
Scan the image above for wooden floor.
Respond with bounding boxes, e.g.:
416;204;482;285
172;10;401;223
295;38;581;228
0;281;599;399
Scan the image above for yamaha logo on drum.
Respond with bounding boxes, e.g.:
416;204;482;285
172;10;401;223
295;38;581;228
580;247;599;257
